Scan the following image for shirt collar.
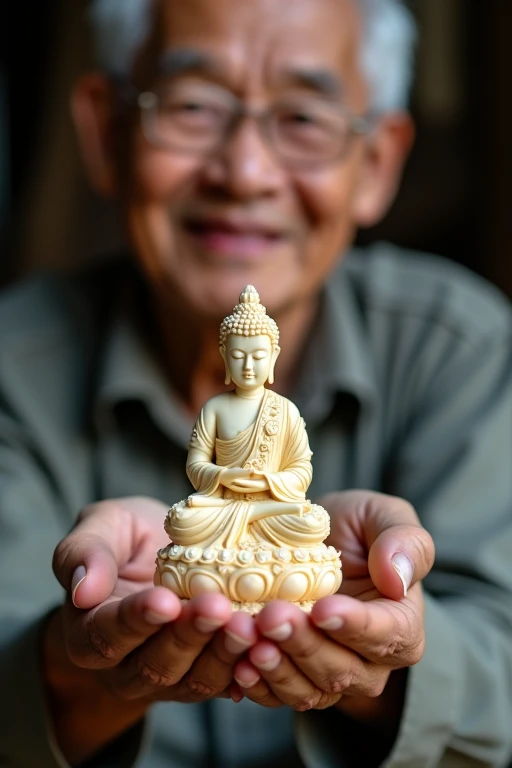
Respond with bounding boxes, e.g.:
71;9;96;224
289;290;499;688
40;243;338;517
94;252;378;444
292;253;378;422
94;272;194;447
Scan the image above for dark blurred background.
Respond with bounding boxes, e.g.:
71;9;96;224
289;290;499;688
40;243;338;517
3;0;512;298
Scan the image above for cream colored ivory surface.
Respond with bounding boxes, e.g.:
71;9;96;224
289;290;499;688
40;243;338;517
155;285;342;612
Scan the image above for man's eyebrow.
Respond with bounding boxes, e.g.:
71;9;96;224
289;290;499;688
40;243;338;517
282;68;344;98
157;48;224;78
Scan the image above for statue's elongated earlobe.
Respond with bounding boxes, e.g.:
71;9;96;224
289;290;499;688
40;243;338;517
267;345;281;385
219;346;231;385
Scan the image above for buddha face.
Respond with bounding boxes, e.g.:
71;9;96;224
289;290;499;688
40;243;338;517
222;334;280;390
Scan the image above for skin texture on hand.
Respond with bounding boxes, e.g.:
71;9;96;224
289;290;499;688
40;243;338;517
232;490;434;732
47;497;257;764
47;491;434;764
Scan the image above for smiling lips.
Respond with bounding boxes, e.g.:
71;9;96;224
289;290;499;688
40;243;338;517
184;215;288;257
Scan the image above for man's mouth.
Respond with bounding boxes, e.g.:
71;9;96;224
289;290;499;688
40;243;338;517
183;217;287;257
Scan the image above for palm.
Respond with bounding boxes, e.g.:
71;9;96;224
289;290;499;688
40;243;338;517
88;497;170;600
320;489;426;604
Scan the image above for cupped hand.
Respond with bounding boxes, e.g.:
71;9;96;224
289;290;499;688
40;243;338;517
51;497;257;705
232;491;434;725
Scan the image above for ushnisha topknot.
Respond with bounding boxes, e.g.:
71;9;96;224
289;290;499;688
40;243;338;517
219;286;279;348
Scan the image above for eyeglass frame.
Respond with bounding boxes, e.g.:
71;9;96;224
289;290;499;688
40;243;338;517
112;76;373;170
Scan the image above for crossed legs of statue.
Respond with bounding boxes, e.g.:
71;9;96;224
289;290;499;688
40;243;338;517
186;494;305;521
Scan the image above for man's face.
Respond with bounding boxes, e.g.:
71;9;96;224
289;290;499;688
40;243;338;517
122;0;369;320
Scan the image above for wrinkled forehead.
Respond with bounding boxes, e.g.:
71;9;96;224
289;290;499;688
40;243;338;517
137;0;365;104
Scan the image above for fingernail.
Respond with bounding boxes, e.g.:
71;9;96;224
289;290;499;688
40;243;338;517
224;630;253;655
253;650;281;671
261;621;293;642
391;552;414;597
195;616;225;634
230;684;244;703
144;610;171;625
234;672;260;689
314;615;344;631
71;565;86;607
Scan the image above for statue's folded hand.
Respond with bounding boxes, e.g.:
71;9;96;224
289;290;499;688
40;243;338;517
229;477;269;492
219;466;252;490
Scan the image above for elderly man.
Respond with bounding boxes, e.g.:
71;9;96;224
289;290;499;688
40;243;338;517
0;0;511;766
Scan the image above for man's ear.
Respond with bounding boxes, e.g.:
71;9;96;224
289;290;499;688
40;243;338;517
351;112;415;228
71;73;120;198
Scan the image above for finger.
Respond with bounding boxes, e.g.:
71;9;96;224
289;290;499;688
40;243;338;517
322;491;435;600
233;658;282;708
256;601;385;700
63;586;183;669
249;641;341;711
310;593;425;666
366;497;434;599
117;593;233;700
185;610;257;698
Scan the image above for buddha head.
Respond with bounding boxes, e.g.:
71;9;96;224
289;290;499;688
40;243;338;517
219;286;281;388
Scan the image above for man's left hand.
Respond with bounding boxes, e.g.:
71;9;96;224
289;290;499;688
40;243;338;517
232;490;434;724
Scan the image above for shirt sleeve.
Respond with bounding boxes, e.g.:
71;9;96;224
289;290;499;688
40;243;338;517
383;326;512;766
295;312;512;768
0;407;146;768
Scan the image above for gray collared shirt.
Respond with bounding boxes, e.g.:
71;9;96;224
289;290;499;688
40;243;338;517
0;244;511;767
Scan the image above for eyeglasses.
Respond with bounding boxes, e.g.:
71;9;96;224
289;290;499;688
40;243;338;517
118;79;370;170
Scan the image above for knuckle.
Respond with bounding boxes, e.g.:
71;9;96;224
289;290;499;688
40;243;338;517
293;690;341;711
185;674;216;698
315;691;341;709
293;690;323;712
374;637;403;660
137;660;181;688
320;670;353;695
270;668;297;688
294;639;319;663
406;635;425;666
87;624;121;664
415;529;435;571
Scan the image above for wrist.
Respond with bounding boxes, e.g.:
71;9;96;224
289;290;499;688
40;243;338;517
41;607;147;765
335;668;408;730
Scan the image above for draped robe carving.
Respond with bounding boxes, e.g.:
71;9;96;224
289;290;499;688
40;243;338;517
168;390;330;550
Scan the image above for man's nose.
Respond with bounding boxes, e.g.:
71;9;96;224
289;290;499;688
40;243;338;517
243;354;254;371
202;117;285;200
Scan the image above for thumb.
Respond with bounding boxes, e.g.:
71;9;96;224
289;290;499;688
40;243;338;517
321;490;435;601
52;500;139;609
364;493;435;600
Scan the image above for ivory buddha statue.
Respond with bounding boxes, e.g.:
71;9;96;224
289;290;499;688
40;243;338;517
155;286;342;612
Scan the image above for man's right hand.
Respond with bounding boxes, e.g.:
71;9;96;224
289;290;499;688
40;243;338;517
48;497;256;765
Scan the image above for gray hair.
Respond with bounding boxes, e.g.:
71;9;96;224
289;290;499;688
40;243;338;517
89;0;416;112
